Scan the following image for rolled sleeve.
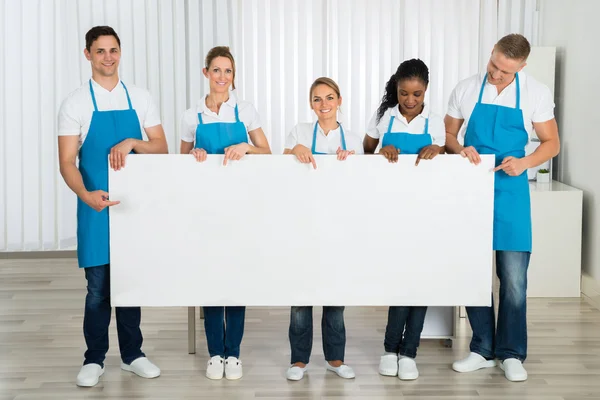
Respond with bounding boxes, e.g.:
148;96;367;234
143;94;162;128
429;115;446;146
244;103;262;132
57;100;81;136
285;124;300;149
446;86;463;120
366;110;383;139
532;86;555;123
179;109;197;143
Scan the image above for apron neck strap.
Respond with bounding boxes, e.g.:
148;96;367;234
477;75;487;104
478;73;521;110
88;80;133;111
312;121;346;153
121;81;134;110
339;122;347;151
515;72;521;110
234;104;240;122
386;115;395;135
423;117;429;134
311;122;319;154
89;80;99;112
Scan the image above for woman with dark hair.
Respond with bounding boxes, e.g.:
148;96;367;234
364;59;445;380
364;58;444;165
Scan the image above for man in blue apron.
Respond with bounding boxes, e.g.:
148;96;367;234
58;26;168;387
444;34;560;382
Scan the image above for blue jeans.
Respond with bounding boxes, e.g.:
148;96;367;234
384;306;428;358
203;306;245;358
288;306;346;364
83;264;144;367
467;251;530;362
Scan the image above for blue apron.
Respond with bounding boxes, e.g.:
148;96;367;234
381;112;432;154
195;103;248;154
464;73;531;252
77;80;143;268
311;121;347;155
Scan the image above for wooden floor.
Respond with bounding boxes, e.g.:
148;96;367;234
1;258;600;400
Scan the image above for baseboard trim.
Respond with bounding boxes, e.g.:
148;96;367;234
0;250;77;259
582;273;600;311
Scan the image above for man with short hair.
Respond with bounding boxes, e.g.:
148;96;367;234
445;33;560;382
58;25;167;387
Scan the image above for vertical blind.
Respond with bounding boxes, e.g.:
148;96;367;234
0;0;538;251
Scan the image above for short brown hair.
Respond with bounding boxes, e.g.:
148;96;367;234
495;34;531;61
85;26;120;52
309;77;341;105
205;46;237;89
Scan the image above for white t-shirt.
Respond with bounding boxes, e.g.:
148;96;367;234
447;71;555;138
285;122;365;154
180;91;261;143
366;104;446;146
58;79;161;147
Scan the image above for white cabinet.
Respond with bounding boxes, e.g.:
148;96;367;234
527;181;583;297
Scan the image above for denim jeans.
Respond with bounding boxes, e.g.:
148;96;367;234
467;250;530;361
83;264;144;367
203;306;246;358
384;306;428;358
288;306;346;364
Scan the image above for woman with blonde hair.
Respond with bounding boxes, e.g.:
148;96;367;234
283;77;363;381
180;46;271;381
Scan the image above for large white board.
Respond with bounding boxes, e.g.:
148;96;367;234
109;155;494;307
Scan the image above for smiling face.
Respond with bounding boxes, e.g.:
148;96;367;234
84;35;121;79
310;84;342;123
396;78;427;119
203;56;234;94
486;47;527;86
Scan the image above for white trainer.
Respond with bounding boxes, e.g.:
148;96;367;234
121;357;161;379
397;356;419;380
225;357;243;380
452;352;497;373
206;355;225;380
499;358;528;382
325;363;355;379
76;363;104;387
286;365;307;381
378;354;399;376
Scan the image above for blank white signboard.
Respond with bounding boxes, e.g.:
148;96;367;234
109;155;494;307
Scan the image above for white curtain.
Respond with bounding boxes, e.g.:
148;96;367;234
0;0;538;251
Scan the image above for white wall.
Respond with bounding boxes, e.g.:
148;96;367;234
538;0;600;283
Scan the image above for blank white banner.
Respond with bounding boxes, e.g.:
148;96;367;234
109;155;494;307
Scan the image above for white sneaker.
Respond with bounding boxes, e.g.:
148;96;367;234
225;357;243;380
286;365;307;381
397;356;419;380
325;363;355;379
378;354;399;376
121;357;161;379
206;355;225;380
76;363;104;387
499;358;528;382
452;352;496;373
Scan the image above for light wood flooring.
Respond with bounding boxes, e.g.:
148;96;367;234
1;258;600;399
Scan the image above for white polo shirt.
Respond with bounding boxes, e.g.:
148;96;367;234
180;91;262;143
447;71;555;138
366;104;446;146
58;79;161;147
285;122;365;154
